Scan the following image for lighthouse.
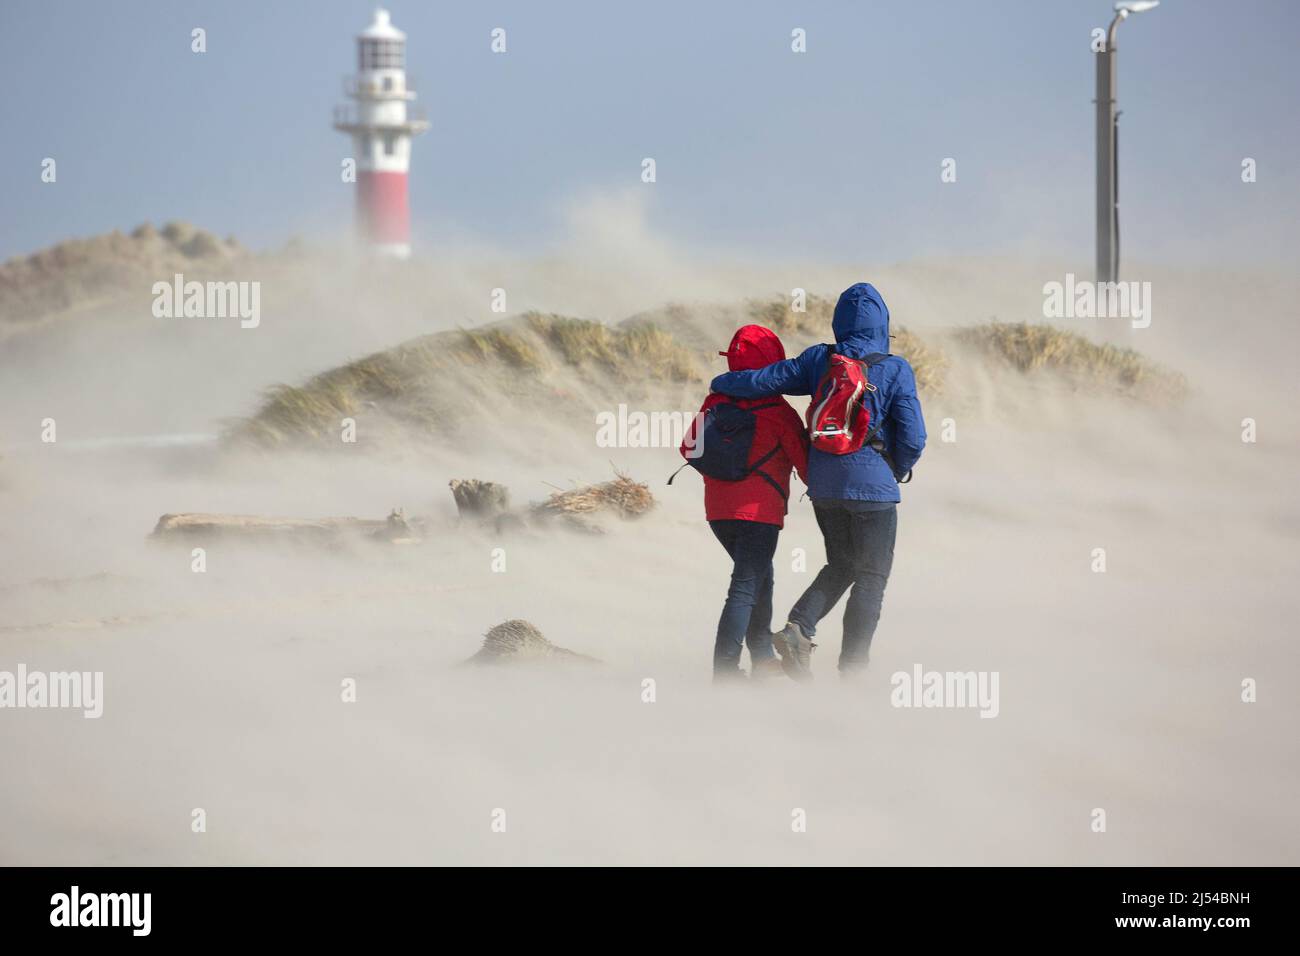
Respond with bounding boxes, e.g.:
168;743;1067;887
333;8;429;259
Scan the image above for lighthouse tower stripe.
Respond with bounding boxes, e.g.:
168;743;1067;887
358;172;410;244
332;8;429;258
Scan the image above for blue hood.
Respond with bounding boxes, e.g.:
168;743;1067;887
832;283;890;357
706;278;927;503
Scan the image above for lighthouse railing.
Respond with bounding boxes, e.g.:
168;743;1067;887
342;74;420;100
332;103;429;130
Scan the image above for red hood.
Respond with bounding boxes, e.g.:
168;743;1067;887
720;324;786;371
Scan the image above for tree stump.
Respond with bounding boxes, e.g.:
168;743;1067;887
448;479;510;521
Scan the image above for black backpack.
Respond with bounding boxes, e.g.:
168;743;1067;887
667;401;786;501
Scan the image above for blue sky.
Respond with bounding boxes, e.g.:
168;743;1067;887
2;0;1297;265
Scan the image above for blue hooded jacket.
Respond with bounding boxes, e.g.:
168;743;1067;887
709;283;926;503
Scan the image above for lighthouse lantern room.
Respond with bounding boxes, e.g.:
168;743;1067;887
333;8;429;258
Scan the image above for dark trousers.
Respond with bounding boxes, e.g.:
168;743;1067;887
788;503;897;672
708;519;780;673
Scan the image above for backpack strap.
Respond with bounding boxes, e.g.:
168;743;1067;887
744;445;789;503
856;353;890;436
755;470;789;503
746;398;791;503
740;403;789;501
748;445;779;472
856;354;913;484
864;437;913;484
829;349;890;364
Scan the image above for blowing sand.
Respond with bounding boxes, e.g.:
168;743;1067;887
1;233;1297;865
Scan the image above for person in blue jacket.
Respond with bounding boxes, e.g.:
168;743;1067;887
708;282;926;678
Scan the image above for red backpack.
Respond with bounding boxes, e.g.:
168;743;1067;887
806;351;888;455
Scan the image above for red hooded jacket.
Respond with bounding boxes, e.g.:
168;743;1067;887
680;325;809;528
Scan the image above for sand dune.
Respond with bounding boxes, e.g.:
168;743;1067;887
1;225;1297;865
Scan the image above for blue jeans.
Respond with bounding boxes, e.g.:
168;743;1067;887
788;503;897;672
708;520;780;673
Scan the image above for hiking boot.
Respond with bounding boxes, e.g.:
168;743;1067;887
749;657;788;681
775;622;815;680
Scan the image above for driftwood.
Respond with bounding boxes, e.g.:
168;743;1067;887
526;473;655;534
148;473;654;545
448;479;510;521
466;619;599;666
151;508;418;543
448;473;655;535
530;474;655;520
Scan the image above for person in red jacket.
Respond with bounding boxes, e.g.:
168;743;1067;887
680;325;809;682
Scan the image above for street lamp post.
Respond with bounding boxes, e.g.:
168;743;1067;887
1095;1;1159;284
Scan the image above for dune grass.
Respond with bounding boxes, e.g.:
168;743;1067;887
957;322;1187;401
746;294;836;337
525;313;699;381
228;307;1186;449
226;313;700;447
0;221;244;328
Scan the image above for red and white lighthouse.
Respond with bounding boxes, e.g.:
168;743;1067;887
333;8;429;259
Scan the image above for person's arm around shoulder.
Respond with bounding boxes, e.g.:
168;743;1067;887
709;344;823;398
886;359;927;477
